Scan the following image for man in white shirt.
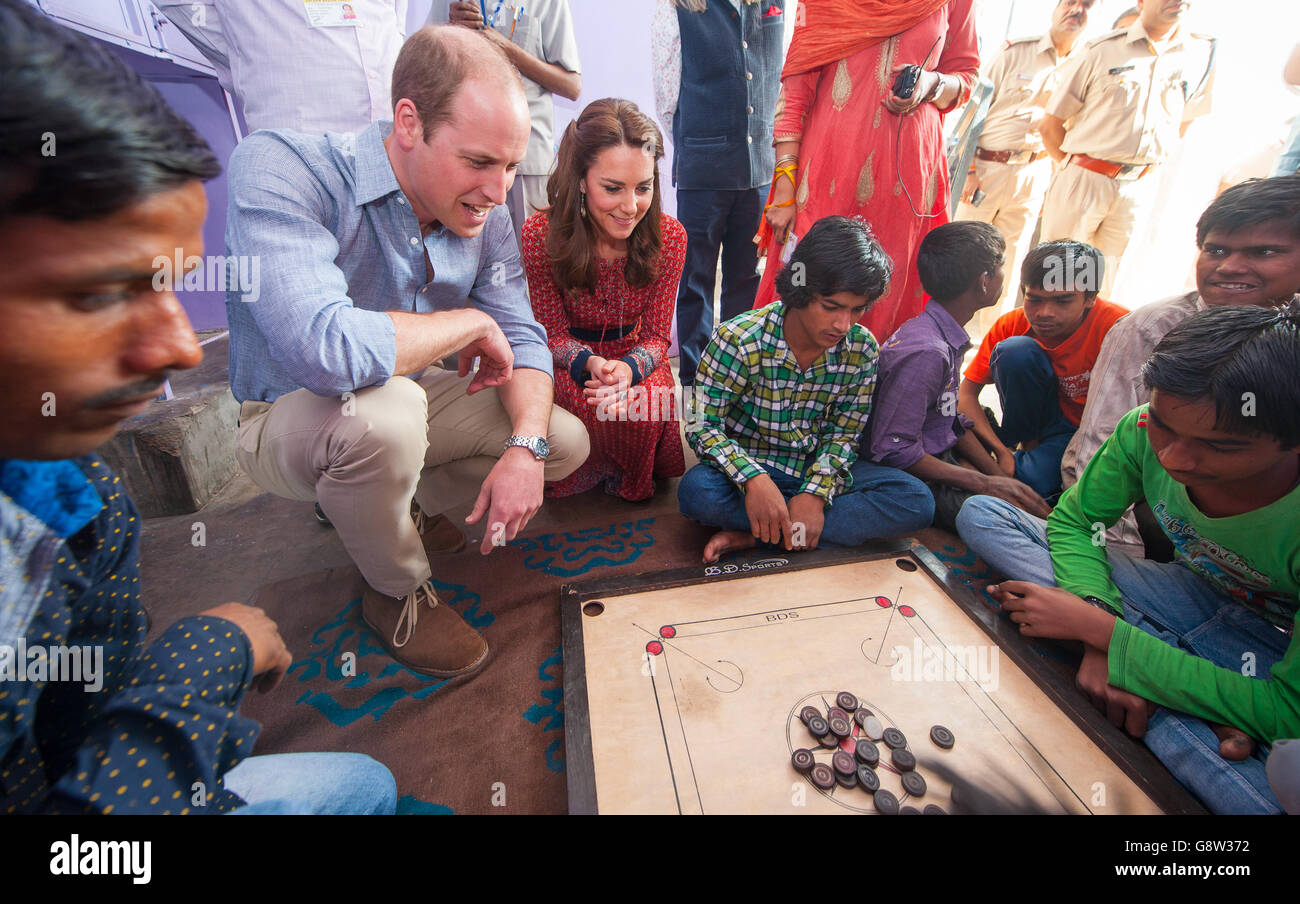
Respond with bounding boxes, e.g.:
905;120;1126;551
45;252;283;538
160;0;407;134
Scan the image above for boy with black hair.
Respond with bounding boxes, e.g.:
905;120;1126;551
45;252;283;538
0;0;394;814
956;305;1300;814
867;221;1050;529
957;240;1128;499
1063;174;1300;488
680;216;933;563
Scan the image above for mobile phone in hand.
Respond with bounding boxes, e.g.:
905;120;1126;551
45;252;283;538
970;188;987;207
892;64;921;99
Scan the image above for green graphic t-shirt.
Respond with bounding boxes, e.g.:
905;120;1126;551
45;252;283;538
1047;405;1300;742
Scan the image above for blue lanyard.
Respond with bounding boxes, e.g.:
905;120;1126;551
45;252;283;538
485;0;507;28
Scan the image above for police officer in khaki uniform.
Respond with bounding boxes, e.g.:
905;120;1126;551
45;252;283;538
1039;0;1215;296
956;0;1095;333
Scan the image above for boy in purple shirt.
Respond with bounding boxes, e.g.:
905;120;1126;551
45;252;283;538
867;222;1050;529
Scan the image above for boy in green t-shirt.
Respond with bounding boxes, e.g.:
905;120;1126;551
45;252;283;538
956;305;1300;814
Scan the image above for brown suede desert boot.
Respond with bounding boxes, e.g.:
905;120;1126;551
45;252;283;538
361;581;488;678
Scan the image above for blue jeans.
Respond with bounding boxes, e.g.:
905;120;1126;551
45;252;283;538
675;186;766;387
955;495;1288;814
226;752;397;815
678;460;934;546
988;336;1075;498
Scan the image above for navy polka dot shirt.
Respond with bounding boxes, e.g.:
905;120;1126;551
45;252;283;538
1;456;260;814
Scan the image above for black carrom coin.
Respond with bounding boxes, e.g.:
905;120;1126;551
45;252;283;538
901;771;927;797
836;691;859;713
854;738;880;767
930;724;955;749
874;789;900;815
832;749;856;777
818;733;838;749
923;804;947;815
828;706;850;724
810;763;835;791
891;748;916;772
791;748;815;774
899;806;922;815
882;727;907;750
853;709;873;731
800;706;822;726
834;768;857;789
856;764;880;792
806;714;829;739
829;715;851;739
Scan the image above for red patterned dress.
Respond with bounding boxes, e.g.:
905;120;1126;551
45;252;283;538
523;211;688;500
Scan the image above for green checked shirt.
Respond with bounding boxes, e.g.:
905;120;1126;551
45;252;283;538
689;302;878;504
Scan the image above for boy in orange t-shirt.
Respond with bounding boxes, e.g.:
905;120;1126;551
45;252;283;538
957;241;1128;499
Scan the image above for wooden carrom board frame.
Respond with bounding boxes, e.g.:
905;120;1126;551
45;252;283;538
561;540;1204;815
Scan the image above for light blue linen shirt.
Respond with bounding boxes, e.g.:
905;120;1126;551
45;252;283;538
225;120;551;403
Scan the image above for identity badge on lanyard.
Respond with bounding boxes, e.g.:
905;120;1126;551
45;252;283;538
302;0;362;27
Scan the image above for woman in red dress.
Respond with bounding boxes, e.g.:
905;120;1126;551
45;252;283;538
753;0;978;343
522;98;687;501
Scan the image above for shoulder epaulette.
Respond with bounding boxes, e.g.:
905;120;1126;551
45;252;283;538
1086;27;1126;48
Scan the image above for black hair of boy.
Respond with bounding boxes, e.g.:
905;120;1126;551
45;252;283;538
1195;174;1300;248
1142;303;1300;446
1021;240;1105;298
0;0;220;223
775;215;893;309
916;220;1005;303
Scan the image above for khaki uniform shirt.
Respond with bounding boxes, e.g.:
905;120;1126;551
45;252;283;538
1047;21;1215;166
979;34;1078;154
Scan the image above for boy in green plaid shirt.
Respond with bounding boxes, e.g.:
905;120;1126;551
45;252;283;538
678;216;935;563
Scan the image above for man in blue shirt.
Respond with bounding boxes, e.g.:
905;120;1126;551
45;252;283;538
0;0;394;814
225;26;589;678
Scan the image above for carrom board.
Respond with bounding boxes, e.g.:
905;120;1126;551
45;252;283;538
561;541;1203;815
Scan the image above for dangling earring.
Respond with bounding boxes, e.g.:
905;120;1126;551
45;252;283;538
580;188;587;219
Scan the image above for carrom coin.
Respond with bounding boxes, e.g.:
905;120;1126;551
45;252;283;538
923;804;947;815
854;738;880;767
828;706;850;724
853;709;873;730
836;691;859;713
882;727;907;750
930;724;955;749
829;716;851;739
832;749;856;778
806;715;829;739
834;767;857;789
901;771;927;797
874;789;900;815
891;748;916;772
791;748;815;774
856;764;880;793
810;763;835;791
899;806;922;816
862;715;884;740
819;733;839;749
800;706;822;726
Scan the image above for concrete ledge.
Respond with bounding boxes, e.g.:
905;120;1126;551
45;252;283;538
99;335;239;517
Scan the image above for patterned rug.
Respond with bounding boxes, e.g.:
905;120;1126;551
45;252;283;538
238;517;1001;814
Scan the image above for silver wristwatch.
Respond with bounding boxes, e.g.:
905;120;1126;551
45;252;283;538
504;434;550;461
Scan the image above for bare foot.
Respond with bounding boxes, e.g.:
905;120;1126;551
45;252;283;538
702;530;757;564
1211;723;1256;761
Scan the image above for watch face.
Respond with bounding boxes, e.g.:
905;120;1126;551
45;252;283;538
533;437;550;458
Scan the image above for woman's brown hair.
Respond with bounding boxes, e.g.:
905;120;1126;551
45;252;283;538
545;98;664;296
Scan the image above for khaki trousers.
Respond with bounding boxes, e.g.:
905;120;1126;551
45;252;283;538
235;369;589;597
1038;162;1159;296
955;155;1053;336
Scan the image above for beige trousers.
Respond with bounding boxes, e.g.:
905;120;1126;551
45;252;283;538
235;368;589;597
1038;162;1159;296
955;156;1054;336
